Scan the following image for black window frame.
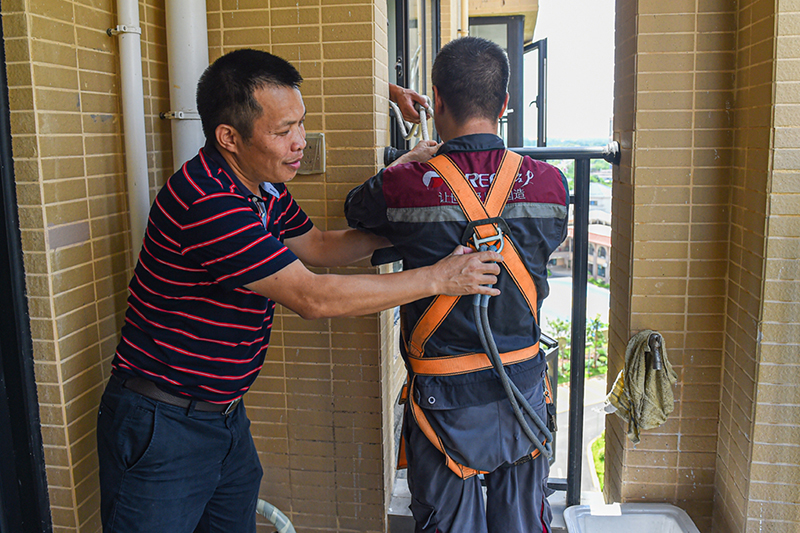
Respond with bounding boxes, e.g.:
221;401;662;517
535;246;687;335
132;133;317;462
0;14;53;533
390;0;441;150
524;38;548;147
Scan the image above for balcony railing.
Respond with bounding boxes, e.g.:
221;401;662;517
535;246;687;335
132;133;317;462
512;142;620;506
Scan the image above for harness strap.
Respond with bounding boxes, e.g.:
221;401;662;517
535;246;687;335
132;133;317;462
430;152;538;315
407;344;539;377
406;151;538;362
406;294;459;358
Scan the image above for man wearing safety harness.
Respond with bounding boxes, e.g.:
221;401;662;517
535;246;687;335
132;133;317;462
345;37;569;533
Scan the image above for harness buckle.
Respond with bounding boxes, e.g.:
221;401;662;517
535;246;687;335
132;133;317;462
473;226;505;253
461;216;511;252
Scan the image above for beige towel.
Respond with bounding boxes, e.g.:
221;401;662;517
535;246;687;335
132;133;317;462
605;330;677;444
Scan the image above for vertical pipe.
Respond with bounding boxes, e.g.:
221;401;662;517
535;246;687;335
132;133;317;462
461;0;469;37
537;39;547;147
114;0;150;261
165;0;208;170
567;157;590;507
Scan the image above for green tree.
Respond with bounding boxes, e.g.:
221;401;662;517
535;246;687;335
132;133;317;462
586;314;608;368
545;317;572;374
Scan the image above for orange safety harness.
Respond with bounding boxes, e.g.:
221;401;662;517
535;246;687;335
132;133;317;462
398;150;554;479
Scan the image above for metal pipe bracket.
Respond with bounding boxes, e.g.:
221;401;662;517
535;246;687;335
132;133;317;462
160;111;201;120
107;25;142;36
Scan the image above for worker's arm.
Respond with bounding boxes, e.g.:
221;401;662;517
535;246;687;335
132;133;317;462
389;83;430;123
284;225;391;268
388;140;441;168
245;246;502;319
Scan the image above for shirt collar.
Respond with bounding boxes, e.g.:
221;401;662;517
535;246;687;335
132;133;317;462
260;182;281;199
436;133;506;155
202;141;281;200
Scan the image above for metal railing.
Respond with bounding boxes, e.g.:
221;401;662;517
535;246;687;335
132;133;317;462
512;142;620;506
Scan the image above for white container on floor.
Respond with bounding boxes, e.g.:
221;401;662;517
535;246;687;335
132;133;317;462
564;503;700;533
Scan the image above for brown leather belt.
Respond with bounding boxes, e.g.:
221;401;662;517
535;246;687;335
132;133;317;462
121;376;241;415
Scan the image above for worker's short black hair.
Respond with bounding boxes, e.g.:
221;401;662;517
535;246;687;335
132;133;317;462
431;37;509;125
196;49;303;142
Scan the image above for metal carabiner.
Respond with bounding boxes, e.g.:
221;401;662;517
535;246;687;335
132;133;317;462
471;225;505;254
461;217;512;253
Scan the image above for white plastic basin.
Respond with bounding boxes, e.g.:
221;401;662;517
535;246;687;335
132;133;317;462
564;503;700;533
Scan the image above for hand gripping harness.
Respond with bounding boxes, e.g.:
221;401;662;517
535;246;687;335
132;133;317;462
399;150;554;480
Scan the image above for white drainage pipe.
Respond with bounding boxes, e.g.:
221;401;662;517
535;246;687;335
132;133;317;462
109;0;150;261
164;1;208;171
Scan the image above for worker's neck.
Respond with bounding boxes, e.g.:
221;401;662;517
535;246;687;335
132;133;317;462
438;118;500;143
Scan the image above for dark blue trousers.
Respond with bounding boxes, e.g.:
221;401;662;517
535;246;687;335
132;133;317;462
97;377;262;533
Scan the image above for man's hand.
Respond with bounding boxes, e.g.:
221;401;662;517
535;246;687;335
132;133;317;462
389;83;431;123
388;140;442;167
429;246;502;297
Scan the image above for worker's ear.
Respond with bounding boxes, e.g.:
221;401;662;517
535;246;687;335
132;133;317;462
499;93;510;120
215;124;241;154
433;86;446;116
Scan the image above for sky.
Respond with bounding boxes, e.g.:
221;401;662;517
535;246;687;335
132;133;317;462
524;0;615;142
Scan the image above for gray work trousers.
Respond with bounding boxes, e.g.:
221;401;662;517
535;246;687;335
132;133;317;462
403;390;553;533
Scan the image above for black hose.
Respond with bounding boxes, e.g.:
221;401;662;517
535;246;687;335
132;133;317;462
479;304;553;453
473;246;552;459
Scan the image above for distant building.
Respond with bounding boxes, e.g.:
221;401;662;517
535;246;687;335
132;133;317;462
549;224;611;284
549;185;612;284
589;182;612;213
594;168;613;183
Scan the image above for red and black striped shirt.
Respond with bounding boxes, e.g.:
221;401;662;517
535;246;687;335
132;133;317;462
112;144;313;403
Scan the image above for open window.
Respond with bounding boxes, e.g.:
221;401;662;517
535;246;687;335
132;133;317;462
525;38;548;146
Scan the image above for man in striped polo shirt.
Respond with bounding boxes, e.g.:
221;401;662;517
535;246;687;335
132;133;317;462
96;49;502;533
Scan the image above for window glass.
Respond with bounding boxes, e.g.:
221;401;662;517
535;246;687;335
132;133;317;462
408;0;421;95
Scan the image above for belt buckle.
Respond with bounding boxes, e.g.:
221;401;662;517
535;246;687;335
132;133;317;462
223;398;241;416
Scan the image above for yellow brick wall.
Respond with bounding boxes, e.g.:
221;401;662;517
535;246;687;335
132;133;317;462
610;1;800;531
3;0;171;530
440;0;459;45
604;0;636;505
738;2;800;532
4;0;397;531
607;1;736;530
713;1;774;530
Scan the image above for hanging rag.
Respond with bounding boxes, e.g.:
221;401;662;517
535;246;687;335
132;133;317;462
605;330;677;444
